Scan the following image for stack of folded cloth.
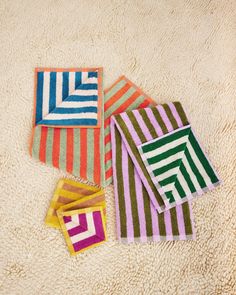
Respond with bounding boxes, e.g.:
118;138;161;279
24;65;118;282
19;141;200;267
29;67;221;254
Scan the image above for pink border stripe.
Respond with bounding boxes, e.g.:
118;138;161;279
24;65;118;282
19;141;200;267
122;139;134;240
157;105;173;132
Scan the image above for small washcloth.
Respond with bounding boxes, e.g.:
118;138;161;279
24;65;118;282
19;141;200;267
104;76;155;186
111;117;195;243
29;68;104;185
45;179;106;255
58;207;107;255
45;179;105;229
138;125;221;207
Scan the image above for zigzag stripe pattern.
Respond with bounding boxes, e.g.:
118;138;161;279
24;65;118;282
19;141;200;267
138;125;221;206
35;70;99;127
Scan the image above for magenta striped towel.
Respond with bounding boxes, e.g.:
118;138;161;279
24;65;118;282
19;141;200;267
111;102;196;242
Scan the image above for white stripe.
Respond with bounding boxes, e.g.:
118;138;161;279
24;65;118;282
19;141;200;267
186;140;212;187
73;89;98;96
44;112;98;120
58;101;98;108
56;72;63;106
171;186;182;201
177;171;192;197
148;151;184;171
162;183;174;192
71;212;96;243
86;77;98;84
155;166;179;182
144;135;188;160
65;215;80;230
42;72;50;117
81;72;88;83
68;72;76;94
182;154;203;193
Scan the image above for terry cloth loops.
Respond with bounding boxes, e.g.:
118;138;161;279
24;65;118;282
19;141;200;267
29;68;104;186
45;178;107;255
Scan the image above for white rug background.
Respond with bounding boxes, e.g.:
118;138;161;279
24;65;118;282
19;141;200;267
0;1;235;294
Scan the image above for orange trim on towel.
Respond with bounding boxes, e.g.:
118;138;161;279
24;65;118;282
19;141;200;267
52;128;61;168
39;127;48;162
105;166;113;179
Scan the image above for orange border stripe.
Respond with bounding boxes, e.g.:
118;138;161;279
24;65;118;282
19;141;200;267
66;129;74;173
105;150;112;162
39;127;48;163
105;166;113;179
52;128;61;168
80;129;87;179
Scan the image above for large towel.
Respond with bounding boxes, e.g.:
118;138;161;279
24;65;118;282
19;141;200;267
29;68;104;185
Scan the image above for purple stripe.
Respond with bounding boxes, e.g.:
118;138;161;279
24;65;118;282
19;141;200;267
68;214;88;237
73;211;105;252
157;105;173;132
63;216;71;223
93;211;106;240
132;110;153;141
164;209;172;237
168;102;184;128
122;138;134;240
134;168;147;240
144;108;164;136
175;204;186;236
113;115;162;212
120;113;142;144
150;201;159;237
110;120;121;239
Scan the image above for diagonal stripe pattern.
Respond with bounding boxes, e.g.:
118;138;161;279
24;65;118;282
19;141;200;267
138;125;221;206
104;76;155;185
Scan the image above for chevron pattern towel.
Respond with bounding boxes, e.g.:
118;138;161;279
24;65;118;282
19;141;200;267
58;207;107;255
29;68;104;186
138;125;221;207
45;179;106;255
110;117;195;242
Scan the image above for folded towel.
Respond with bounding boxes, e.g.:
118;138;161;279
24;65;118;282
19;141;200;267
110;115;195;243
45;178;104;228
104;76;155;186
58;207;107;255
29;68;104;186
138;125;221;208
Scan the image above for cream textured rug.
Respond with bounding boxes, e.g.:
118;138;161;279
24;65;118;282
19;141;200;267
0;1;235;294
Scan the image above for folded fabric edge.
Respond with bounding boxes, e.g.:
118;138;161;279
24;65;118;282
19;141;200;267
32;67;103;129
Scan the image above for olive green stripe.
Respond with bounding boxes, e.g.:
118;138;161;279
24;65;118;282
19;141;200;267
32;126;41;159
45;128;53;165
127;112;147;143
128;156;140;237
59;129;67;171
151;107;169;134
158;211;166;236
173;101;189;125
115;115;165;208
115;125;127;238
163;103;178;129
142;185;153;237
182;202;193;235
170;207;180;236
139;108;158;138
